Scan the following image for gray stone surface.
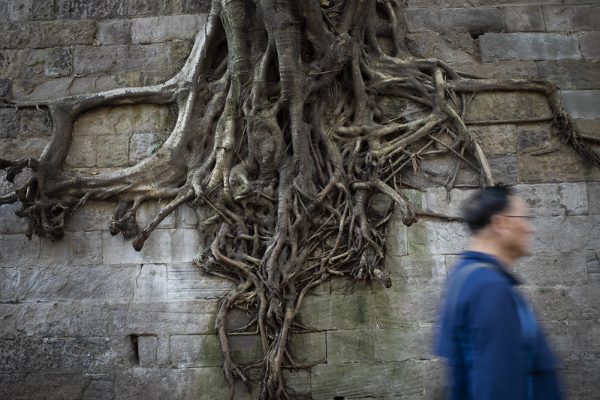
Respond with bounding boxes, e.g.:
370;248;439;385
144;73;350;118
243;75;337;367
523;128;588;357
129;132;164;164
408;31;475;63
561;90;600;119
543;5;600;31
406;7;503;34
0;20;96;49
579;31;600;62
536;60;600;90
132;14;206;44
97;20;132;45
503;5;545;32
480;33;581;61
516;182;589;216
0;108;18;138
589;182;600;214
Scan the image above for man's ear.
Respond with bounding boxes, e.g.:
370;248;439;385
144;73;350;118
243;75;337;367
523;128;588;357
489;213;507;234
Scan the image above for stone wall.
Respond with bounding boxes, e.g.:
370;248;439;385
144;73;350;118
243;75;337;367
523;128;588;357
1;0;599;399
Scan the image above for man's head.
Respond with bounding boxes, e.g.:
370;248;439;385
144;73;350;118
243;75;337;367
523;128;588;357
462;186;535;262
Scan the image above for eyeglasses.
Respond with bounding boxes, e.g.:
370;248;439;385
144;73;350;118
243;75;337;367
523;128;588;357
502;215;535;219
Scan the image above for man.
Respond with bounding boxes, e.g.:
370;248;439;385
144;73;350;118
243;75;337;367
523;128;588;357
435;186;563;400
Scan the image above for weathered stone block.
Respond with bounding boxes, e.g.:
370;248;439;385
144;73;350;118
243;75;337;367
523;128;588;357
170;334;247;367
407;31;475;63
401;154;480;188
83;373;115;400
516;250;588;285
0;203;28;234
127;0;162;17
0;20;96;49
386;254;447;285
407;220;469;255
96;135;129;167
468;124;517;155
480;33;581;61
466;92;552;122
132;14;206;44
373;325;435;362
423;187;475;218
0;108;18;138
503;6;545;32
406;7;503;34
516;182;588;216
0;137;47;160
97;20;132;45
0;234;40;268
0;78;11;97
75;104;173;136
68;75;121;96
311;361;424;399
385;217;408;256
18;108;52;137
532;215;600;254
327;330;376;363
176;204;199;228
536;60;600;90
133;264;167;301
65;135;96;167
64;201;114;232
298;293;376;330
589;182;600;214
38;231;103;266
579;31;600;62
449;61;539;80
0;267;18;302
562;90;600;119
137;335;158;367
373;280;444;326
3;372;84;400
543;5;600;32
518;146;588;183
489;154;519;185
167;263;233;300
129;132;164;164
12;76;74;102
17;265;138;302
522;283;600;322
289;332;326;364
56;0;127;19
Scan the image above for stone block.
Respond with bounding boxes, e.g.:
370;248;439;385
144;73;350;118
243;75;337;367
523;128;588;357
16;336;128;373
466;92;551;122
282;369;311;398
17;264;139;302
0;267;18;302
518;146;591;183
406;219;469;256
580;31;600;62
503;6;545;32
0;234;40;268
0;108;18;138
68;75;121;96
536;60;600;90
122;300;218;335
127;0;162;17
4;372;84;400
289;332;326;364
97;20;132;45
489;154;519;185
167;263;233;300
56;0;127;19
75;104;173;136
96;135;129;167
386;254;448;285
298;293;376;330
543;5;600;32
589;182;600;214
0;20;96;49
129;132;164;164
65;135;96;167
37;231;103;266
522;283;600;322
115;367;226;400
12;77;73;101
311;361;424;399
406;7;503;34
0;137;47;160
468;124;517;155
423;186;476;218
480;33;581;62
132;14;206;44
373;325;435;362
515;182;588;216
133;264;167;301
0;78;11;97
449;61;539;80
400;154;480;188
179;0;212;14
18;108;52;137
516;122;555;154
83;373;115;400
407;31;475;63
386;217;408;256
176;204;199;228
73;42;188;75
515;250;588;285
327;330;376;363
137;335;158;367
64;201;114;232
0;0;33;22
168;334;225;367
0;203;28;234
532;215;600;254
373;280;444;326
562;90;600;119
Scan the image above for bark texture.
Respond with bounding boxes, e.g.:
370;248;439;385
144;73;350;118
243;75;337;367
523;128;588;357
1;1;598;398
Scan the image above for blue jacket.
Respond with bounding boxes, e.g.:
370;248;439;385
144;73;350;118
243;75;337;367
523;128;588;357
435;251;563;400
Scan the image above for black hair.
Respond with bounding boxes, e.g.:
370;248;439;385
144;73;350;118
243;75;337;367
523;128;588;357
461;186;514;233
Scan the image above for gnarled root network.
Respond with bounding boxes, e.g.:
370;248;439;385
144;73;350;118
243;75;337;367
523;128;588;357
1;0;598;398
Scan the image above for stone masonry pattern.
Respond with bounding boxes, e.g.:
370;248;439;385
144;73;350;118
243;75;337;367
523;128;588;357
0;0;599;399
